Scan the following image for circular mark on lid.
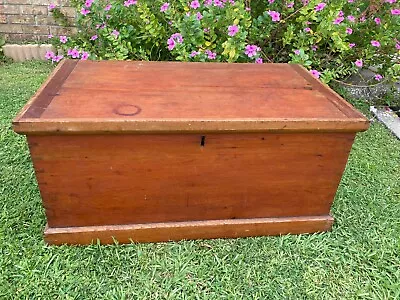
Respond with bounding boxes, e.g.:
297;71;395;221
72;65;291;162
113;104;142;116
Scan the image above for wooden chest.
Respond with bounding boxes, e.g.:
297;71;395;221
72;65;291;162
13;60;369;245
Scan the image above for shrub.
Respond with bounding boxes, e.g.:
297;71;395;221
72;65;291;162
46;0;400;83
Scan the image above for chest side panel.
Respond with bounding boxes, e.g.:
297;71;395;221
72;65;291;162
28;132;355;227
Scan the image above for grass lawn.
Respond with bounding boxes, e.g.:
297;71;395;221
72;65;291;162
0;61;399;299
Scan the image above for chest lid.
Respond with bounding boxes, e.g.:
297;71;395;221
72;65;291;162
13;60;369;134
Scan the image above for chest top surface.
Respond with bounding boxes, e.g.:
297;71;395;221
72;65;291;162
13;60;369;134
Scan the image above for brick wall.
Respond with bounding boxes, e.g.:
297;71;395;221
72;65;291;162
0;0;76;42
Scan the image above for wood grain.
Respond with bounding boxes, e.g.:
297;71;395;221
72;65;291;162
17;60;78;119
14;61;367;244
28;132;354;228
13;60;369;134
290;64;367;119
41;87;347;119
44;215;334;245
14;118;369;134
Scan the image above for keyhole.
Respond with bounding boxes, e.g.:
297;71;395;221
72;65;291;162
200;135;206;147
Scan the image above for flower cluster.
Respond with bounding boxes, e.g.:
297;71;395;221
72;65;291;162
244;45;260;58
47;0;400;84
44;50;63;63
66;48;90;60
167;33;183;51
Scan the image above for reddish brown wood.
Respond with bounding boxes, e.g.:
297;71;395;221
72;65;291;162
13;60;369;134
13;118;369;135
29;133;354;228
290;64;366;119
19;60;78;119
13;61;369;244
44;215;334;245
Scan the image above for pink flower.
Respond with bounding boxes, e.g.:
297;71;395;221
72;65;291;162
294;49;300;55
48;34;53;39
167;38;175;50
311;45;318;51
204;0;212;6
167;33;183;50
59;35;67;43
71;50;79;59
310;70;321;78
228;25;239;36
244;45;260;58
396;42;400;50
338;10;344;17
104;4;112;11
124;0;137;6
348;0;354;2
268;0;275;3
196;12;203;20
190;51;200;57
347;15;355;22
314;3;326;12
304;27;311;32
171;33;183;43
53;55;63;63
375;74;383;81
213;0;224;8
205;50;216;59
360;16;366;22
85;0;93;8
391;9;400;15
111;30;119;38
45;50;55;60
287;2;294;8
209;52;216;60
81;51;89;60
203;27;210;33
67;48;80;59
349;43;356;48
374;17;381;24
333;17;344;24
255;57;263;64
346;28;353;34
160;2;169;12
48;3;56;10
385;0;396;3
190;0;200;9
90;35;98;41
355;59;363;67
268;11;280;22
371;40;380;47
81;8;90;15
245;7;251;11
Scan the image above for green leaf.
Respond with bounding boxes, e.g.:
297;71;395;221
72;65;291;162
229;48;236;60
